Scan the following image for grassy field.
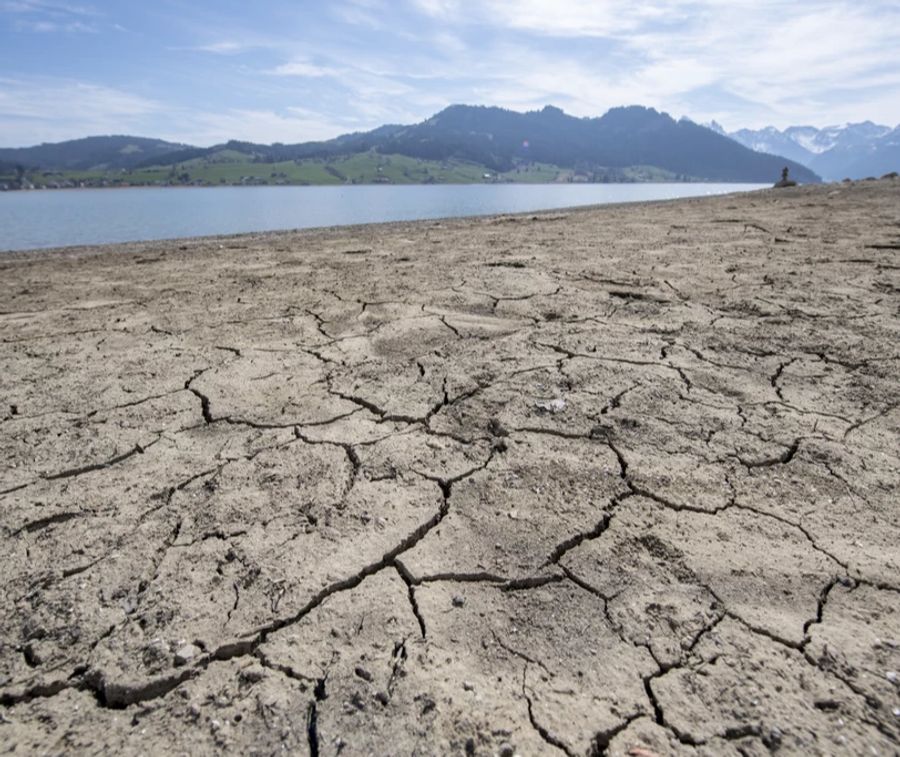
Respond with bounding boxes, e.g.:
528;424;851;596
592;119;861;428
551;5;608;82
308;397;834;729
10;149;695;189
23;151;572;188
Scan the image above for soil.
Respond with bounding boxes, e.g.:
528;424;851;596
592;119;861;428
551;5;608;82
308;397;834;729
1;178;899;755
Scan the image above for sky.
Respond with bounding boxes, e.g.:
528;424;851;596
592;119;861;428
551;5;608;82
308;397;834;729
1;0;899;147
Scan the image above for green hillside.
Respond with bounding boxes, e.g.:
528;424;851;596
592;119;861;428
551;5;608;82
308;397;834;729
23;151;655;188
3;104;819;190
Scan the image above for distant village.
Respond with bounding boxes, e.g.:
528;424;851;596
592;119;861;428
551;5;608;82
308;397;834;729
0;170;229;191
0;166;688;191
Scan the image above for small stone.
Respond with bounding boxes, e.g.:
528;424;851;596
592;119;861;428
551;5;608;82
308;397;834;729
488;418;508;437
374;690;390;706
239;664;266;684
589;424;612;439
462;680;475;691
174;644;200;667
452;595;465;608
886;671;898;683
418;695;436;715
355;666;373;682
534;397;566;414
498;743;515;757
23;641;46;667
142;639;169;667
763;727;783;749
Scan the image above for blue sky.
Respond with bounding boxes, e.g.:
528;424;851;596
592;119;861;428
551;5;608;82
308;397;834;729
1;0;899;147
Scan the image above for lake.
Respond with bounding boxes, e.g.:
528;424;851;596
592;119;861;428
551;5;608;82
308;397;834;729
0;183;767;252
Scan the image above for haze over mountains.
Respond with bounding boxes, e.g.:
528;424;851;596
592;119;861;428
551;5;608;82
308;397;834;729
11;103;896;187
709;121;900;180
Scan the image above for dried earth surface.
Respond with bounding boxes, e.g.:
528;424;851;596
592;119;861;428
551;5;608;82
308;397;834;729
1;179;899;756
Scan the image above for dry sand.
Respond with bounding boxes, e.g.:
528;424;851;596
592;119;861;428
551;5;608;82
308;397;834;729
1;178;898;755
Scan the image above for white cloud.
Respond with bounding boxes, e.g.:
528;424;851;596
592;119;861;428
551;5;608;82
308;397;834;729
4;0;101;34
0;77;163;144
621;2;900;127
3;1;899;147
1;0;98;15
164;109;353;146
406;0;900;128
14;17;96;31
481;0;647;37
185;41;251;55
333;2;385;29
409;0;460;18
411;0;693;35
267;60;340;78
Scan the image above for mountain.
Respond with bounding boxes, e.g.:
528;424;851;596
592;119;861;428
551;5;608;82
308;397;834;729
138;105;816;183
809;125;900;180
372;105;817;181
722;122;897;180
729;126;815;166
1;105;820;184
0;135;189;171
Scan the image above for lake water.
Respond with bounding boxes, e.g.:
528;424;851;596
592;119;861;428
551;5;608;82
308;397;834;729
0;183;766;252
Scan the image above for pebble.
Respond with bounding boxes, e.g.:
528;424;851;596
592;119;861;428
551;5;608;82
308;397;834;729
765;727;783;749
239;665;266;684
534;397;566;413
452;595;466;608
174;644;201;666
23;641;46;667
886;671;897;683
498;742;516;757
462;680;475;691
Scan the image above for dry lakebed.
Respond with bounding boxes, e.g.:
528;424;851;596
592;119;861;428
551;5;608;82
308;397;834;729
1;178;898;755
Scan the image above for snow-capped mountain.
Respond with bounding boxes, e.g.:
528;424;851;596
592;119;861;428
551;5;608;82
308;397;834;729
729;126;816;166
783;126;827;154
709;121;898;180
809;124;900;180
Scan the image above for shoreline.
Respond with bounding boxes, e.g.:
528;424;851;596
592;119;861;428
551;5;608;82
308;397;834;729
0;177;772;193
0;182;769;258
2;177;898;754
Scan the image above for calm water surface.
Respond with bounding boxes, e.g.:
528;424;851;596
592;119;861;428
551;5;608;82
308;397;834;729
0;183;766;252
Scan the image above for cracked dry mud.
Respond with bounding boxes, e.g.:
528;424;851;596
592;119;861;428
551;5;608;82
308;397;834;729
1;179;899;756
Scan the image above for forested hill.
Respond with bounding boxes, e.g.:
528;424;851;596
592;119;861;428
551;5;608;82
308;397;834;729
372;105;817;182
0;105;820;184
0;136;189;171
